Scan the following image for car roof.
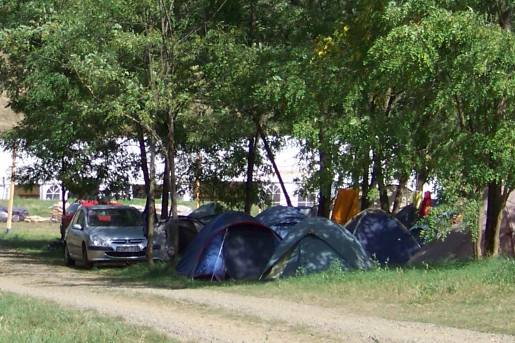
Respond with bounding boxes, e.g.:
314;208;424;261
83;205;139;211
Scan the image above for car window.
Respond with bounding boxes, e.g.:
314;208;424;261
76;210;85;227
66;203;80;214
87;208;143;227
70;210;79;225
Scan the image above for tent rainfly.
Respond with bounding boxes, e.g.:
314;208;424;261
261;217;371;279
176;212;280;281
345;209;420;265
255;205;306;239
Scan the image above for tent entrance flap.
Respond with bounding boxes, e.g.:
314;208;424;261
224;225;278;280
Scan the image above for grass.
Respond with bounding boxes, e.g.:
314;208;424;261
0;291;173;342
0;197;57;217
214;259;515;335
0;222;62;264
0;197;198;218
2;221;514;336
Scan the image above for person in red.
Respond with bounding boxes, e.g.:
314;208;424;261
418;191;432;217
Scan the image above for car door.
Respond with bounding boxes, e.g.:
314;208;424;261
67;209;86;258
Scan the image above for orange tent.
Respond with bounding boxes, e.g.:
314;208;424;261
331;188;360;225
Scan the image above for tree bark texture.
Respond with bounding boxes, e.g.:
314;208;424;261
483;182;508;256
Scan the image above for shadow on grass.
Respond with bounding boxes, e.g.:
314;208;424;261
0;236;63;265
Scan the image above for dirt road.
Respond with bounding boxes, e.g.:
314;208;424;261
0;248;513;343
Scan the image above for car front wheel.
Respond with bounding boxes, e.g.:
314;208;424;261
64;244;75;266
82;243;93;269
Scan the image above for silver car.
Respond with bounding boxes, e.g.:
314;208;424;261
64;205;152;267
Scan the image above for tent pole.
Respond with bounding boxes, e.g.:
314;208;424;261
211;229;228;282
5;144;16;233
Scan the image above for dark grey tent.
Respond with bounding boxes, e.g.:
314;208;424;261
261;217;371;279
255;205;306;239
395;205;418;229
345;209;420;265
154;216;204;260
188;202;225;224
408;227;475;265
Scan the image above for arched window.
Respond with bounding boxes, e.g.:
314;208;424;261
268;184;281;206
45;185;61;200
296;191;316;207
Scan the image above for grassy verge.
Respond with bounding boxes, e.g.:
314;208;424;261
2;222;514;335
0;222;62;264
0;291;173;342
213;259;515;335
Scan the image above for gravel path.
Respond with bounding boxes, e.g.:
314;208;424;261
0;248;513;343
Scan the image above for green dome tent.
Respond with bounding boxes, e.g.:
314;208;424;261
261;217;371;279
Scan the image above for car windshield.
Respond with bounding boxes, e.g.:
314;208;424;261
87;208;143;227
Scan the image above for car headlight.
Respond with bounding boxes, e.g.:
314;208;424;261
90;235;110;247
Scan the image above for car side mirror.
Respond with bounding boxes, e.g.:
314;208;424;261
72;224;82;230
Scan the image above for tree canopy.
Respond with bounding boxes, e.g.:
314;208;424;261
1;0;513;257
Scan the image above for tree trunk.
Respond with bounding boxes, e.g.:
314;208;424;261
498;4;512;31
391;174;408;214
373;151;390;212
166;110;179;267
476;187;488;258
167;111;178;219
137;127;150;195
258;127;292;207
360;163;370;211
317;128;333;218
244;129;260;214
146;137;156;267
483;182;508;256
194;150;202;208
161;156;170;220
60;182;67;240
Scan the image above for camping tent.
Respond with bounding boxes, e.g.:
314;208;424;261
331;188;360;225
255;205;306;239
153;216;204;260
408;227;475;265
176;212;280;280
395;204;418;230
345;209;420;265
261;217;371;279
188;202;225;224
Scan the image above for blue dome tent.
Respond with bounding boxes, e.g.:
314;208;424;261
345;209;420;265
176;212;280;281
